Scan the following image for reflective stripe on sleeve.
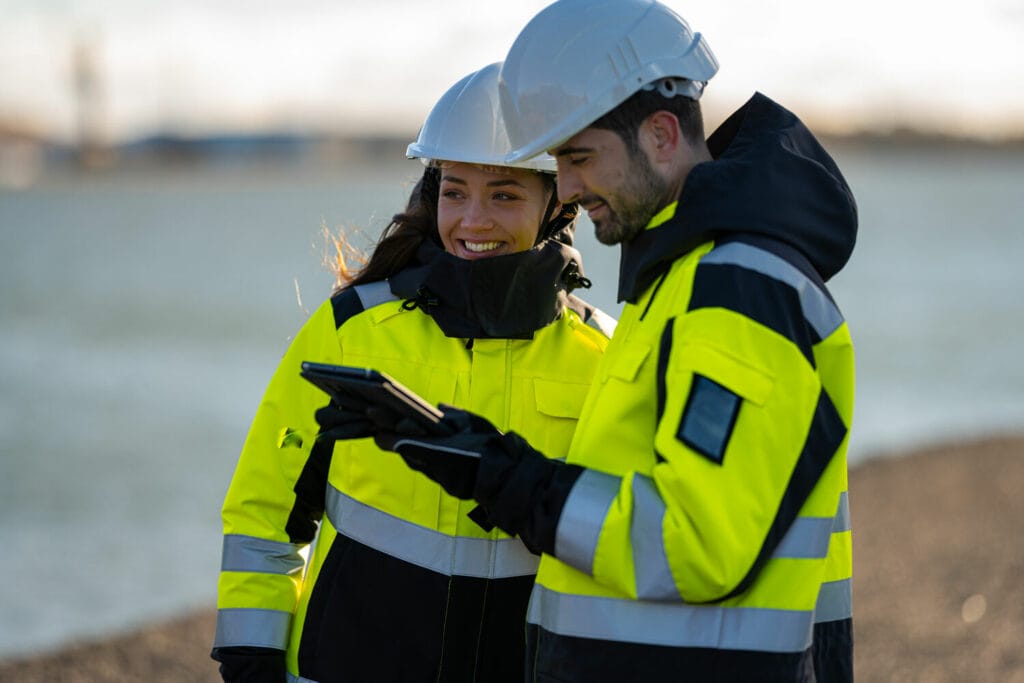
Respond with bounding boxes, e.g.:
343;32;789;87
631;474;677;600
814;577;853;623
221;534;305;575
214;607;291;649
701;242;844;339
528;584;814;653
353;280;398;310
325;484;538;578
629;478;834;599
833;491;851;533
773;516;834;559
555;467;838;594
554;468;621;576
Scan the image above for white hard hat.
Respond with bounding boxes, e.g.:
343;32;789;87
499;0;718;163
407;62;558;173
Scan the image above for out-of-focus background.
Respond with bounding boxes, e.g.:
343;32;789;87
2;0;1023;666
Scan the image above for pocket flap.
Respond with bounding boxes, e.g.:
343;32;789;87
678;344;774;406
607;343;651;383
533;378;588;418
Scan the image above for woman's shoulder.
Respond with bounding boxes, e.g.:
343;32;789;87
564;294;618;340
329;281;398;327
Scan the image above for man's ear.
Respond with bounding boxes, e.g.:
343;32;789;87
638;110;682;163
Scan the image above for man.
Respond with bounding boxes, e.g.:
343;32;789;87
328;0;857;680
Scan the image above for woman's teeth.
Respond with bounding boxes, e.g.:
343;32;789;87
464;241;503;253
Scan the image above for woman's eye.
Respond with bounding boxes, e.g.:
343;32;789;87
493;192;519;201
441;189;463;200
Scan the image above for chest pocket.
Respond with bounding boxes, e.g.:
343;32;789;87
528;378;589;458
606;342;651;383
660;342;774;466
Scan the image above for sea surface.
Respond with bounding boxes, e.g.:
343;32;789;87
1;144;1022;656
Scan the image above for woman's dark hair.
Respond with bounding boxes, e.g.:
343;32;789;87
329;166;575;294
589;87;705;156
330;167;442;293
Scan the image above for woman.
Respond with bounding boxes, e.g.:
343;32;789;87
211;62;613;683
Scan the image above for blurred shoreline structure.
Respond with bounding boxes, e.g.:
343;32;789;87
4;5;1024;192
3;124;1024;191
0;124;421;189
3;22;1023;190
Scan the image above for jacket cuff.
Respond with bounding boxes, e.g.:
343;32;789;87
473;431;584;555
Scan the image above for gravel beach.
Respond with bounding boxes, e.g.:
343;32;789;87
3;435;1022;682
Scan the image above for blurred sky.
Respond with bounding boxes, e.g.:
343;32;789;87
1;0;1023;144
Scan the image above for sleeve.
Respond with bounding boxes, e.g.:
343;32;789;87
552;243;848;603
213;296;352;652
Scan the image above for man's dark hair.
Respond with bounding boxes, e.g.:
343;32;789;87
589;87;705;155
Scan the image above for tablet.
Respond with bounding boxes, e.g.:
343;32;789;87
300;361;448;435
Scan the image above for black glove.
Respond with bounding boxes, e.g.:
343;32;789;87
374;406;501;499
314;397;376;444
316;392;441;445
314;393;419;444
376;405;585;555
211;646;285;683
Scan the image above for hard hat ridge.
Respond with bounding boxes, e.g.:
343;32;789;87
499;0;718;163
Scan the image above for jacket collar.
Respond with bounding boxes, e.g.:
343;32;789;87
389;238;588;339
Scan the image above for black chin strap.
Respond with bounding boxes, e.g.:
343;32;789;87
535;183;562;244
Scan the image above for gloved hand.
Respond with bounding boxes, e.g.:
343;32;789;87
374;405;502;499
211;646;285;683
315;395;442;445
314;398;377;443
376;405;585;555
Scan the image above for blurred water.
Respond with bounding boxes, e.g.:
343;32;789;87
1;146;1022;656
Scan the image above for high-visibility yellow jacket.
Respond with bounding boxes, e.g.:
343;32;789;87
215;274;612;682
523;94;857;682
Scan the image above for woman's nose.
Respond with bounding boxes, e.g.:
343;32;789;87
460;198;494;230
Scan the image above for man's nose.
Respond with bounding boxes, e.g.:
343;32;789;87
555;162;582;204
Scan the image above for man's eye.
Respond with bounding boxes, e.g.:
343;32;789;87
569;156;589;167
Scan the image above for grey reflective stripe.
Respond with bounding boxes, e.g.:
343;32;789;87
221;534;305;575
586;307;618;338
353;280;398;310
528;584;813;653
555;469;620;576
558;470;833;585
815;577;852;622
214;607;291;649
630;475;677;600
287;674;320;683
832;491;851;533
772;516;834;559
391;437;482;459
325;484;538;578
702;242;844;339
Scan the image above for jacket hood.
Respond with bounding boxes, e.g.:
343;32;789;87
618;92;858;301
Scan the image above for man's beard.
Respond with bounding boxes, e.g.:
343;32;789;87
592;151;670;246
